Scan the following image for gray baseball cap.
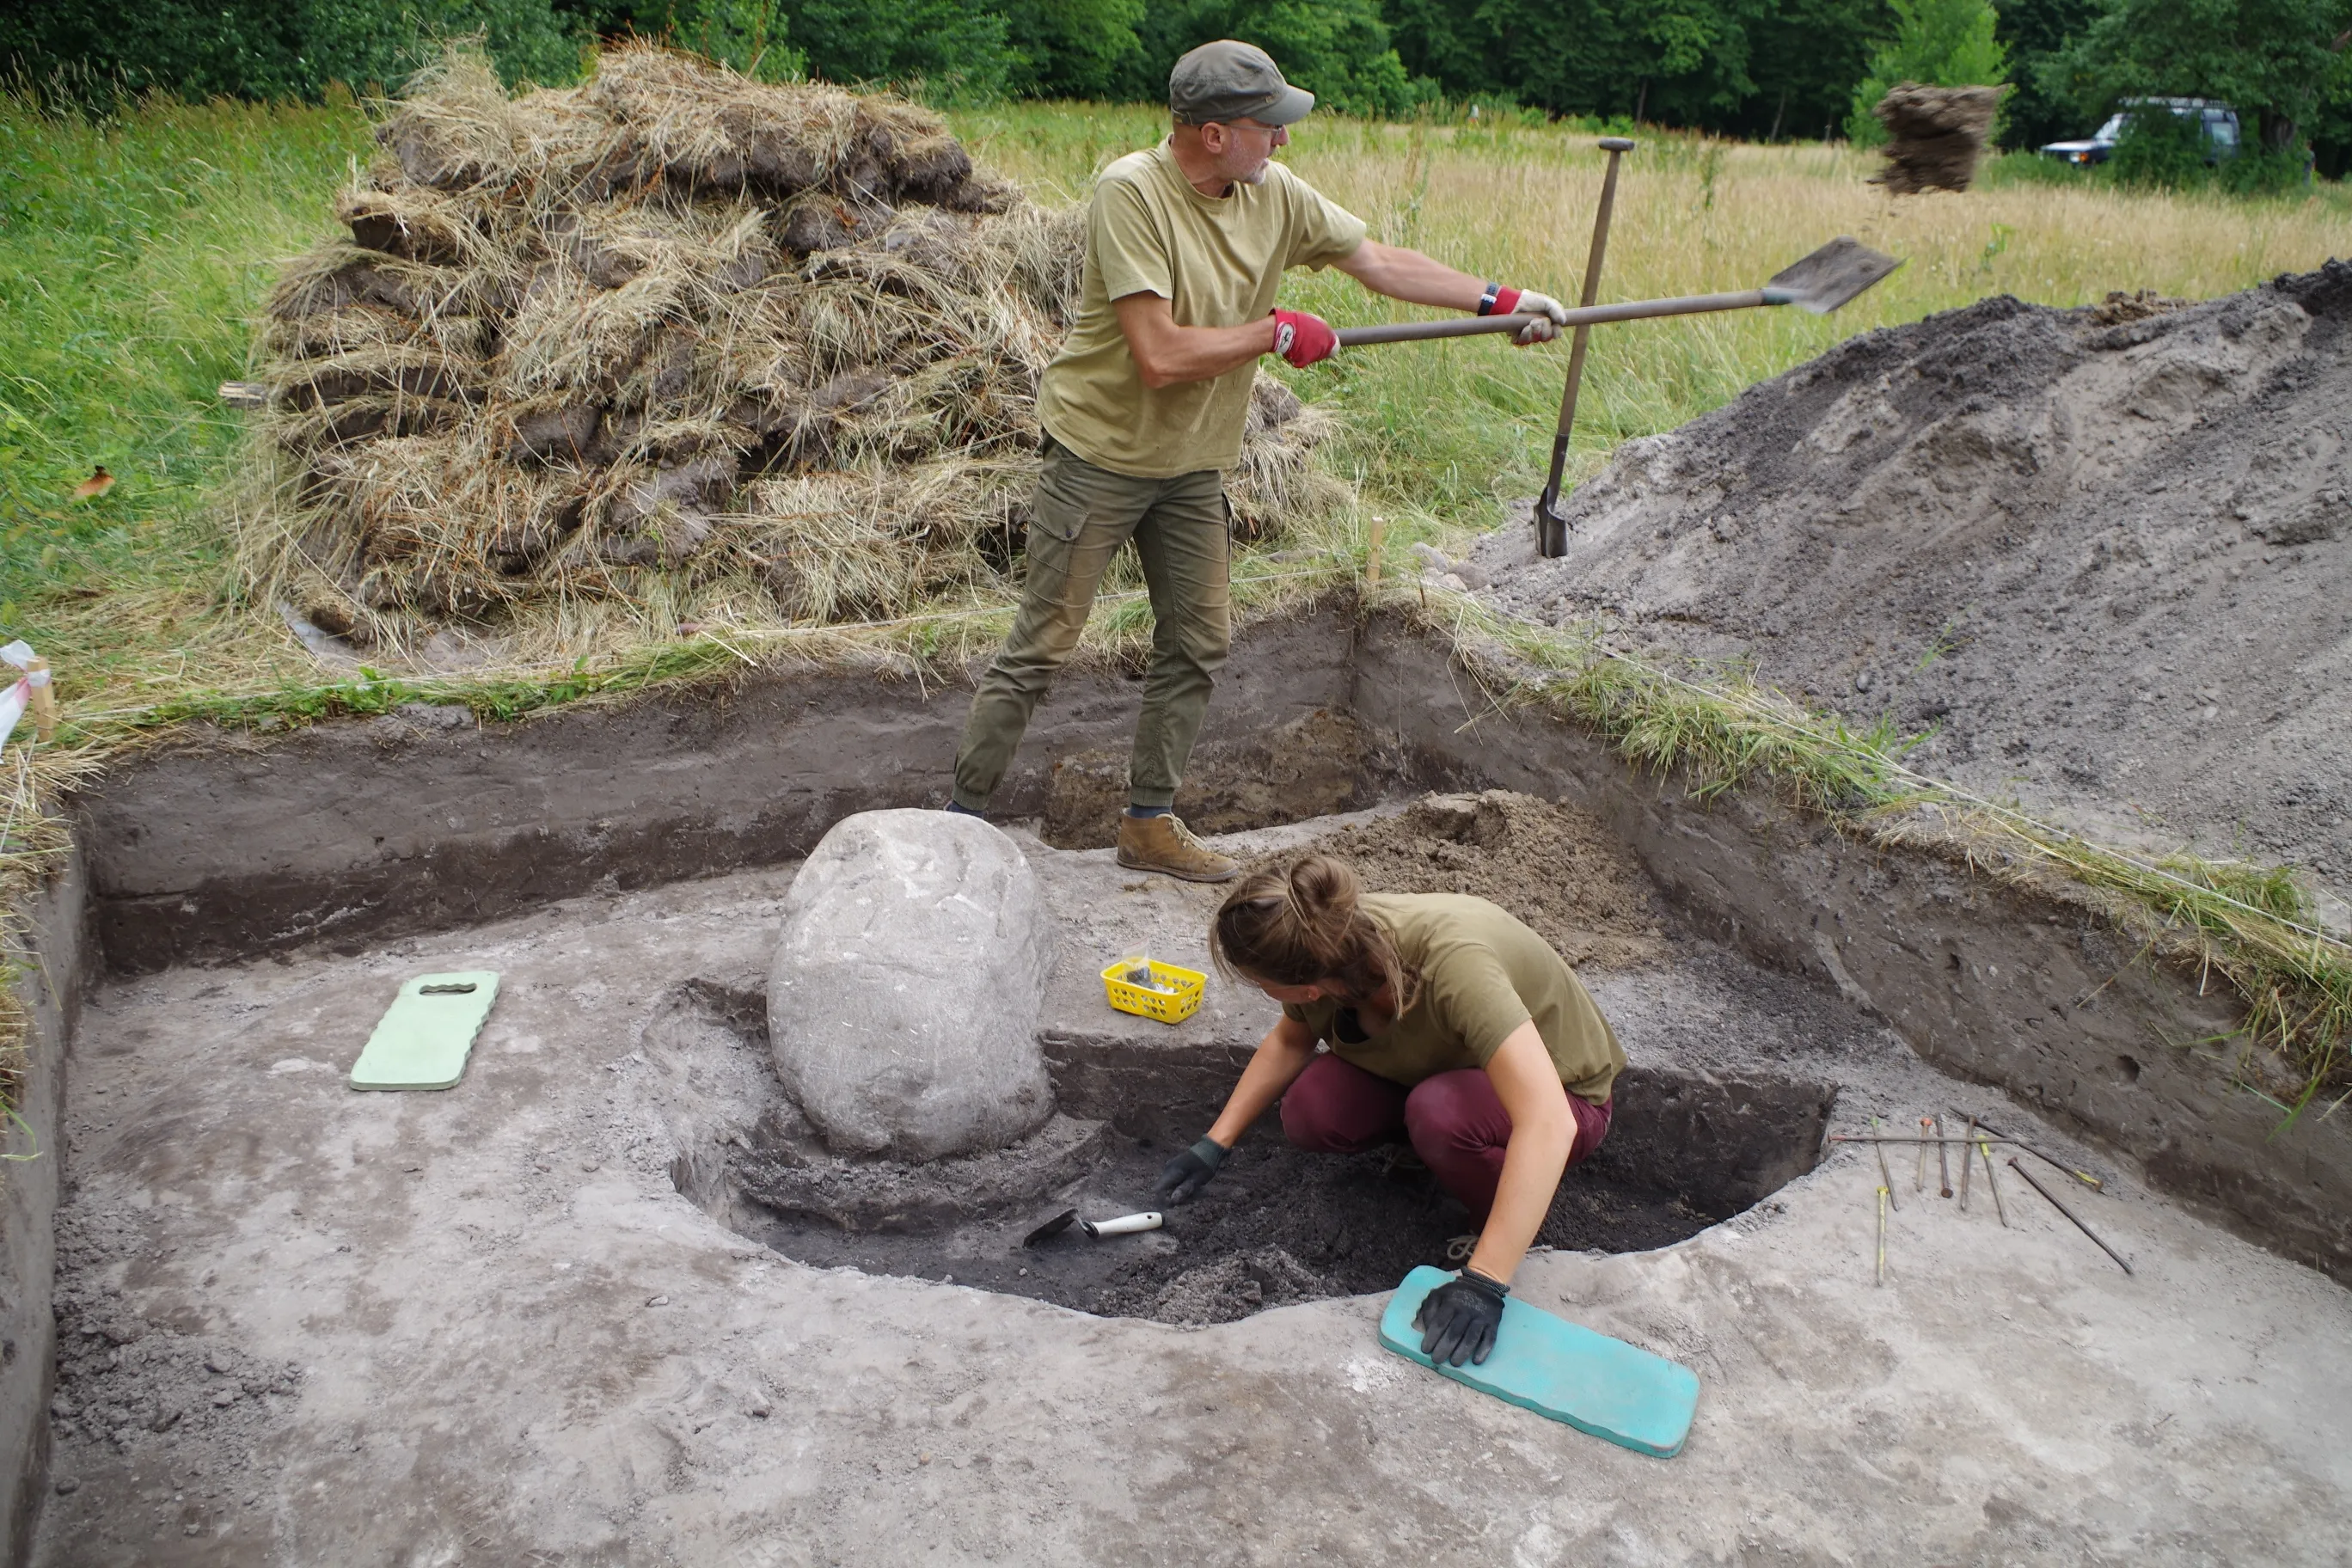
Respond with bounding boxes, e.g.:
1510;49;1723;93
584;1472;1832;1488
1168;40;1315;126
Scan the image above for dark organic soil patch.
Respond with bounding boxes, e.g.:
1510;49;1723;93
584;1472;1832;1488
738;1123;1723;1326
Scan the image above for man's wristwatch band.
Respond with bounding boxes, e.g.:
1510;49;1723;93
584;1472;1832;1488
1476;281;1502;316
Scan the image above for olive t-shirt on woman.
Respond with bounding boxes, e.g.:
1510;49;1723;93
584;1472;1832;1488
1279;893;1625;1104
1035;139;1367;479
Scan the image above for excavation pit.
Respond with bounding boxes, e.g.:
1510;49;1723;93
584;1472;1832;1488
19;607;2352;1563
677;972;1838;1323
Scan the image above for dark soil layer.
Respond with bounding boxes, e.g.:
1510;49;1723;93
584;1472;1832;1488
736;1123;1722;1326
1277;790;1673;971
1471;263;2352;887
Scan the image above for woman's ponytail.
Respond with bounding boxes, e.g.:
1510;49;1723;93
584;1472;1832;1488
1210;853;1418;1009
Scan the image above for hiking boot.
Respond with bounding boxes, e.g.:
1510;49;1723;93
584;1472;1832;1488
1115;812;1239;883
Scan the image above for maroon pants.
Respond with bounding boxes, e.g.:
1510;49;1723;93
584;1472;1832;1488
1280;1054;1613;1226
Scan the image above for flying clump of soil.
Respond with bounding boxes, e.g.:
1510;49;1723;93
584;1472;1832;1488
1471;263;2352;889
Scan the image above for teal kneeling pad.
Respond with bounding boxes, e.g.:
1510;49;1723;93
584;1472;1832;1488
1379;1265;1700;1457
349;971;499;1091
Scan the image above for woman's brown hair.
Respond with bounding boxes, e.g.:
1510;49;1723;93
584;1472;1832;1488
1210;853;1419;1009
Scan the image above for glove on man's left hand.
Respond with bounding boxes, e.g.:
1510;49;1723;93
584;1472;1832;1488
1414;1268;1509;1366
1506;289;1569;345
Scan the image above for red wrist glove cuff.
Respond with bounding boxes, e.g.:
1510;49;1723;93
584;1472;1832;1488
1271;309;1338;369
1477;284;1524;316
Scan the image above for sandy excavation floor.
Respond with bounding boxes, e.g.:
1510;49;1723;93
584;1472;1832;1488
1469;263;2352;896
31;804;2352;1565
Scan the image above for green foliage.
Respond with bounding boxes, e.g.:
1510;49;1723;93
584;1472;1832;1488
1390;0;1765;125
1992;0;2101;149
0;93;371;689
0;0;591;102
998;0;1147;98
555;0;802;80
2104;97;2218;183
559;0;1020;95
2105;100;2316;191
1844;0;2009;144
2045;0;2352;151
1118;0;1427;118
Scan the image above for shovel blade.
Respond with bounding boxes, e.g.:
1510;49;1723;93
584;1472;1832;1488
1762;236;1902;315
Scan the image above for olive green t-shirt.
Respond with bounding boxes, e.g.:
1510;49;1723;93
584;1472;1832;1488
1034;140;1367;479
1281;893;1626;1104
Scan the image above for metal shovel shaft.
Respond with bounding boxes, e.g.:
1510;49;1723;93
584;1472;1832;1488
1333;289;1768;346
1332;236;1901;347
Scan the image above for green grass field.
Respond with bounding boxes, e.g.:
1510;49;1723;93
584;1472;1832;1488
3;89;2350;713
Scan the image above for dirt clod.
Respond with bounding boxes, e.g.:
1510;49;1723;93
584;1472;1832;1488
1282;790;1672;970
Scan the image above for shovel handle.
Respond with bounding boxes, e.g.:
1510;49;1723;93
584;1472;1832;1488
1334;288;1773;347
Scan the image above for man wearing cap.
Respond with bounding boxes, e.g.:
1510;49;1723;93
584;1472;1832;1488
948;40;1568;880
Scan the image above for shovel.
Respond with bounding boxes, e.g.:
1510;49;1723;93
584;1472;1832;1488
1337;235;1901;558
1331;237;1903;348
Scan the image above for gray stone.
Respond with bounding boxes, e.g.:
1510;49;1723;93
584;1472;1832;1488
768;810;1055;1161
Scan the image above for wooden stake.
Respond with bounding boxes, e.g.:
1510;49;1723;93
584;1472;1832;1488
1365;515;1386;590
25;658;54;742
1914;1117;1930;1193
1932;1114;1953;1197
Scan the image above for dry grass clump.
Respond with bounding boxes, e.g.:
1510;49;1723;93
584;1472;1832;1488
242;46;1345;650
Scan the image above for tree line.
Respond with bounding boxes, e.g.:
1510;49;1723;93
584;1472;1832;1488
6;0;2348;174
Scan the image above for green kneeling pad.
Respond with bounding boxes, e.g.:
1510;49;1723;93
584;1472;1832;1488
349;971;500;1091
1379;1265;1700;1457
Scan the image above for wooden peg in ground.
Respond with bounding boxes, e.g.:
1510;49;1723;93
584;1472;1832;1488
24;658;54;741
1932;1114;1954;1197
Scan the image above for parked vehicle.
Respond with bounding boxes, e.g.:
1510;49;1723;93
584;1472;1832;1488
2040;98;2242;166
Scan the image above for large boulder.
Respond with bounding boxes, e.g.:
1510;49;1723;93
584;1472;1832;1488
768;810;1056;1161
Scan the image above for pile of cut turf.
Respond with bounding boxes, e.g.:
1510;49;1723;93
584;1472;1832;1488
244;46;1345;646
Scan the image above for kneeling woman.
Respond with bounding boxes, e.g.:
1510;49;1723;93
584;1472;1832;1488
1155;853;1623;1367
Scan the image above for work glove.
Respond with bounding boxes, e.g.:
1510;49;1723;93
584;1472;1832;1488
1495;287;1569;346
1155;1136;1229;1204
1414;1267;1509;1366
1270;308;1338;369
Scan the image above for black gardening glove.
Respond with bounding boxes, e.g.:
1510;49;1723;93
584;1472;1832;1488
1415;1268;1509;1367
1155;1136;1229;1204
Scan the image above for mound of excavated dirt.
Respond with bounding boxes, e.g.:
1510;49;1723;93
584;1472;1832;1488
1280;791;1672;970
249;46;1342;644
1470;263;2352;890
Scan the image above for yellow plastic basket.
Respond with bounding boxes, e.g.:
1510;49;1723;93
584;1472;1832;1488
1100;958;1205;1026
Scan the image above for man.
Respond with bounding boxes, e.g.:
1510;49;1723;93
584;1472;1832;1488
948;40;1569;881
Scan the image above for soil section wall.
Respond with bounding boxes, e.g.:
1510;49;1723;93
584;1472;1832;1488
82;613;1363;973
1351;613;2352;1284
1;856;84;1565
